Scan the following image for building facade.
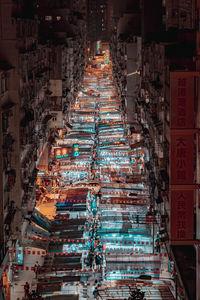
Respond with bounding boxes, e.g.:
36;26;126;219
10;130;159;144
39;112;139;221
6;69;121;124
0;0;86;297
110;0;200;299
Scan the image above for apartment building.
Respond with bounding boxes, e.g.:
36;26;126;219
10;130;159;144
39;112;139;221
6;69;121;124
110;0;199;299
0;1;86;297
138;1;198;299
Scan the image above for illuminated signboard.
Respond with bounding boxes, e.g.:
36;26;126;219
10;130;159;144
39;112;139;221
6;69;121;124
54;147;69;159
96;41;101;54
73;144;79;157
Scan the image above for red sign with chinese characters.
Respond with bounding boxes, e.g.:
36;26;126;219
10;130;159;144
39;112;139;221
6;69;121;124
170;72;195;244
170;190;194;241
170;73;194;129
170;133;194;185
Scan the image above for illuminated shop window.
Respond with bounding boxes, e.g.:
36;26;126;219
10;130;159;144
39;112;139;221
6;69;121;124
45;16;52;21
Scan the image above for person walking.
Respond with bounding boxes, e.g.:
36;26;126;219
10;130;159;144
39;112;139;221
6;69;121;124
24;282;30;299
34;261;39;279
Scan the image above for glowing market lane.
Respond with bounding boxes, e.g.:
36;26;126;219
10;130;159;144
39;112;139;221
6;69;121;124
31;56;174;299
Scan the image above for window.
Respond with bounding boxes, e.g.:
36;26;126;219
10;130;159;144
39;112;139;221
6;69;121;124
56;16;61;21
45;16;52;21
2;112;9;133
5;75;8;91
1;76;6;93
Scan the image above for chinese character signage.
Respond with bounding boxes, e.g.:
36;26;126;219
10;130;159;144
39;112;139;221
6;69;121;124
170;190;194;241
170;133;194;185
54;147;68;159
170;72;195;244
170;73;194;128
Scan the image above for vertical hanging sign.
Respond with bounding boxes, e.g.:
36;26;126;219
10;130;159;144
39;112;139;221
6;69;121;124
170;190;194;241
170;133;194;185
170;74;194;128
170;72;195;244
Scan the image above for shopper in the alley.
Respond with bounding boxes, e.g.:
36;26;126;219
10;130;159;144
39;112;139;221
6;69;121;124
34;261;40;279
24;282;30;299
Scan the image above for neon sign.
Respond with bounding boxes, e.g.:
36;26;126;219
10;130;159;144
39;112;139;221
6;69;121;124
54;147;69;159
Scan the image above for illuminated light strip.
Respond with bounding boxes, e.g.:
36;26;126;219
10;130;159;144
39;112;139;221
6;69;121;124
35;200;87;205
24;236;85;243
59;162;91;167
106;252;167;257
55;200;86;203
100;187;148;192
100;199;148;204
0;266;99;272
57;168;89;171
98;284;149;288
105;273;159;279
100;184;147;189
38;283;81;287
8;250;82;256
0;283;88;289
105;268;160;272
53;216;86;220
102;240;160;245
100;191;149;196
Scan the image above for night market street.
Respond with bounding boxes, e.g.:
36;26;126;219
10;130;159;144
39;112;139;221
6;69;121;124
1;1;199;299
9;55;174;300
